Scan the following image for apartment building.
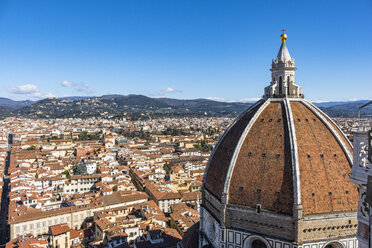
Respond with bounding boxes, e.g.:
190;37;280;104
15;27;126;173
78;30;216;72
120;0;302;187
63;174;100;195
9;192;148;239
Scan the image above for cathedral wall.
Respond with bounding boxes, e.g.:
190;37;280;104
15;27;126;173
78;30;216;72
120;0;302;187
355;187;369;247
350;131;372;247
200;202;357;248
203;188;224;223
204;224;357;248
224;205;295;241
200;206;221;248
219;227;357;248
298;212;357;242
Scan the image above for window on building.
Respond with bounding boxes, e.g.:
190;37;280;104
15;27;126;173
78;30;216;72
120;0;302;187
251;239;267;248
324;243;344;248
15;227;20;234
256;204;261;214
279;76;283;95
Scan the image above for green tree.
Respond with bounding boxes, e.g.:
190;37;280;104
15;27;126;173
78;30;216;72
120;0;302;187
193;139;213;152
62;170;71;180
73;164;87;175
163;165;170;175
26;145;36;150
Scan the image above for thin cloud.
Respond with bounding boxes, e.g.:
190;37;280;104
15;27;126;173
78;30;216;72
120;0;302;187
76;83;94;95
157;87;182;96
61;80;73;87
238;98;261;102
9;84;55;99
206;97;226;102
10;84;39;94
61;80;94;95
310;98;365;103
32;92;56;99
165;87;176;93
206;97;260;103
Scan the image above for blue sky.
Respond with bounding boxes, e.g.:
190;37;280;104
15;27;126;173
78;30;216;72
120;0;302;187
0;0;371;102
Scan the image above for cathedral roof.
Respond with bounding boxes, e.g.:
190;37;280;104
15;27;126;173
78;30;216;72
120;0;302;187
202;32;358;218
203;99;357;216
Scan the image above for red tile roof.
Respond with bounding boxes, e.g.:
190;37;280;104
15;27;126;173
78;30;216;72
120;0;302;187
50;223;70;236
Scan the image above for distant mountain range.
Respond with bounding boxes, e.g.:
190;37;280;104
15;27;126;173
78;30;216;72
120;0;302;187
0;95;370;119
315;100;372;117
0;97;35;110
313;100;370;108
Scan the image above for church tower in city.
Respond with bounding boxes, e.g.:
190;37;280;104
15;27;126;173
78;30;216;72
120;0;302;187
199;32;359;248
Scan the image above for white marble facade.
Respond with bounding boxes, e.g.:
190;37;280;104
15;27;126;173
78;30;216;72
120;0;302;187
200;207;357;248
350;128;372;248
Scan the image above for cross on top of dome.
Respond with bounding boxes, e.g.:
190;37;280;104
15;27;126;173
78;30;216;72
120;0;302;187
280;28;287;42
276;29;292;64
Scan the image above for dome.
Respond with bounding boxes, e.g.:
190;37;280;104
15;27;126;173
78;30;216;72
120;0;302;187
199;33;358;248
203;98;357;216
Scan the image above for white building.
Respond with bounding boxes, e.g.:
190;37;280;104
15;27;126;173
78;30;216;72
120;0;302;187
63;174;100;195
85;161;97;174
350;127;372;248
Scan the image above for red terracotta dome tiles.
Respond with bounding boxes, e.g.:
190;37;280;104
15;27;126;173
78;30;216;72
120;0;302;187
290;101;358;215
204;101;265;200
227;101;294;215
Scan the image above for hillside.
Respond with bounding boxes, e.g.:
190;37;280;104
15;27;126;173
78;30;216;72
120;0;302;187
10;95;252;119
318;101;372;118
0;97;34;110
0;95;370;119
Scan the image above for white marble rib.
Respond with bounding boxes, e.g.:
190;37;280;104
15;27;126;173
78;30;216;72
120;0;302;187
284;98;301;206
222;99;271;200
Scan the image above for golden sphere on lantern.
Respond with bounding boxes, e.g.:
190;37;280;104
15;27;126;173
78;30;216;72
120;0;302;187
280;33;287;42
